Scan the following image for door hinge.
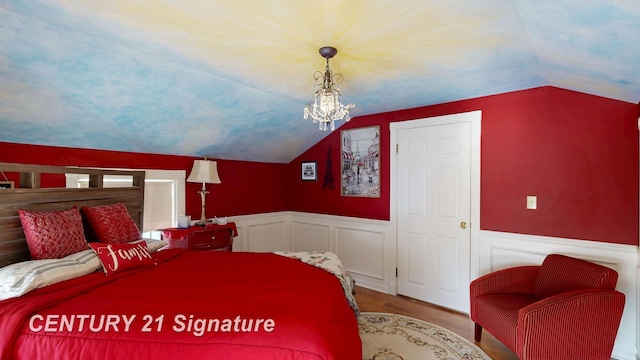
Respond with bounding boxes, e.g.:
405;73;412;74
396;144;398;153
395;267;398;277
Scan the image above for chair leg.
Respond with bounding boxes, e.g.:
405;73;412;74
474;323;482;341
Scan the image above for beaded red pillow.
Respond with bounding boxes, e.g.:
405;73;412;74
82;203;141;244
18;206;89;260
89;242;154;275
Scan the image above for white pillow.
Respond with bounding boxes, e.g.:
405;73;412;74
129;238;168;253
0;249;101;301
0;239;167;301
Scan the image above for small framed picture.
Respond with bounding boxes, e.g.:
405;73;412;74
301;161;317;181
0;181;14;189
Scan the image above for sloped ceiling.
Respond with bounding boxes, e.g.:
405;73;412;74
1;0;639;163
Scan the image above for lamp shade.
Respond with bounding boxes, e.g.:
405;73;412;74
187;160;221;184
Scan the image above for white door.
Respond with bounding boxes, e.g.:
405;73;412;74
396;119;472;312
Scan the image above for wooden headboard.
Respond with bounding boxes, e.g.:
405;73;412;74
0;162;145;267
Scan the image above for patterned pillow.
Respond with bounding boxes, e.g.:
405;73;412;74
89;242;154;275
82;203;141;244
19;207;89;260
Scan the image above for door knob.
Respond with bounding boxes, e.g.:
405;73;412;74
460;221;467;229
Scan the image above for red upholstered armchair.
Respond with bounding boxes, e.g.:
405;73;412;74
470;254;625;360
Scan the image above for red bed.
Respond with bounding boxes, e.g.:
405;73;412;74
0;249;361;359
0;163;361;360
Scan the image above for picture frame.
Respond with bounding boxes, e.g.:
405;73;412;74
0;181;15;189
301;161;317;181
341;126;380;197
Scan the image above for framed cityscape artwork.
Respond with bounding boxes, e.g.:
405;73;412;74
340;126;380;197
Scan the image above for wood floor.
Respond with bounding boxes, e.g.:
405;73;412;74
354;286;519;360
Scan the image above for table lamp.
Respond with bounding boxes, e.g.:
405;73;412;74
187;159;221;226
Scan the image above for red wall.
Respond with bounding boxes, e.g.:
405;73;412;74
286;115;391;220
288;86;639;245
0;142;288;219
2;86;637;245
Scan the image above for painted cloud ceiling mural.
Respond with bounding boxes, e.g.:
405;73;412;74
1;0;639;163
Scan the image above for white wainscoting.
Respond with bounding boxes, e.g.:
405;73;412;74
480;230;638;360
229;211;395;294
229;212;290;252
227;212;638;360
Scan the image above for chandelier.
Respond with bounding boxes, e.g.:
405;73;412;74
303;46;355;131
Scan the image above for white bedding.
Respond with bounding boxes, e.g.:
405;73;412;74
0;239;166;301
274;251;359;316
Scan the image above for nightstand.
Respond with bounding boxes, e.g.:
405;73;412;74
161;223;237;252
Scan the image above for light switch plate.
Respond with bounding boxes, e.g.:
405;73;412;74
526;196;537;210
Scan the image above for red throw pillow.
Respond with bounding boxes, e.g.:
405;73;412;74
89;242;154;275
82;203;141;244
19;207;89;260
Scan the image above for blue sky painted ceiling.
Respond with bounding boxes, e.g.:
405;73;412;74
1;0;639;163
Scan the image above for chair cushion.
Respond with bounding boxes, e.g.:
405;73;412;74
473;294;538;352
533;254;618;299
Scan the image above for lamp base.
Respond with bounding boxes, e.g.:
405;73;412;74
196;184;209;227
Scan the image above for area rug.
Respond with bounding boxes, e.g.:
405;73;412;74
358;312;492;360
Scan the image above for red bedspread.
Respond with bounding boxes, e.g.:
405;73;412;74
0;250;362;359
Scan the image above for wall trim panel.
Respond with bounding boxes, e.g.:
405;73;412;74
229;212;290;252
335;225;385;280
291;221;331;252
